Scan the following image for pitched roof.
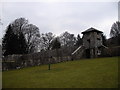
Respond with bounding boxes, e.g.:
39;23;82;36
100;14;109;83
81;27;103;34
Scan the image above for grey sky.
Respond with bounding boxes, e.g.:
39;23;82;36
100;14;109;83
0;1;118;39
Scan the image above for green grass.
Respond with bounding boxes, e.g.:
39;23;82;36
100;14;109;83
2;57;118;88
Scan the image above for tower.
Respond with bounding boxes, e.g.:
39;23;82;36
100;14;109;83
82;27;103;58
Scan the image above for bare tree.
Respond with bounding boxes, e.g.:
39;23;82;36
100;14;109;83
11;18;28;35
59;31;76;47
110;21;120;37
40;32;55;51
23;24;40;53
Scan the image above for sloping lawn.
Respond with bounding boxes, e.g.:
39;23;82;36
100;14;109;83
2;57;118;88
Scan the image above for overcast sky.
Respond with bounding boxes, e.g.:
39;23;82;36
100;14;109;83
0;0;118;40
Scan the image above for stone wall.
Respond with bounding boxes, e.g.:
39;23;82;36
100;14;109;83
99;46;120;57
2;47;75;71
2;45;119;71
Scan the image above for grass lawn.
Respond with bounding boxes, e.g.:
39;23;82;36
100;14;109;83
2;57;119;88
0;60;2;89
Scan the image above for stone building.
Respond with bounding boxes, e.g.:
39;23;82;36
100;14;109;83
82;27;103;58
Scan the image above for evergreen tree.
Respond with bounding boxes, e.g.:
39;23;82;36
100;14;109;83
2;17;41;56
51;37;61;59
2;24;28;56
75;34;83;47
102;34;107;46
51;38;61;50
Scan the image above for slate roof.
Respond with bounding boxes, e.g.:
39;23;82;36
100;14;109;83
81;27;103;34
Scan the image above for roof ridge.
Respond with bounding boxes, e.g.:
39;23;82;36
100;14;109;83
81;27;103;34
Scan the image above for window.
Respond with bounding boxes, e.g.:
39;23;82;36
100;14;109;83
97;50;101;55
87;39;90;43
97;38;100;40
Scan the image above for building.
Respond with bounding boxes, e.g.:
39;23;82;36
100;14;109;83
82;27;103;58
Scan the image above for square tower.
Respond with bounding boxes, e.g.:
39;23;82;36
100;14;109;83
82;27;103;58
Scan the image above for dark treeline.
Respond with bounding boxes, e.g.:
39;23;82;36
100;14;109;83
2;18;40;56
2;17;83;57
2;17;120;57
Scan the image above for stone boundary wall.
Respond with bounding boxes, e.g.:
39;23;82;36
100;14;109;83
2;48;75;71
2;46;119;71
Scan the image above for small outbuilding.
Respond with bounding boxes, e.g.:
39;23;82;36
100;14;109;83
82;27;103;58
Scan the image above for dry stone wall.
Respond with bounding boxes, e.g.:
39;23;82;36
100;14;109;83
2;47;75;71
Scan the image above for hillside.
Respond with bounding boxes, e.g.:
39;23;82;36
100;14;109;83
2;57;118;88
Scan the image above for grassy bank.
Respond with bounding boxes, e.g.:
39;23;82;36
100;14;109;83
2;57;118;88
